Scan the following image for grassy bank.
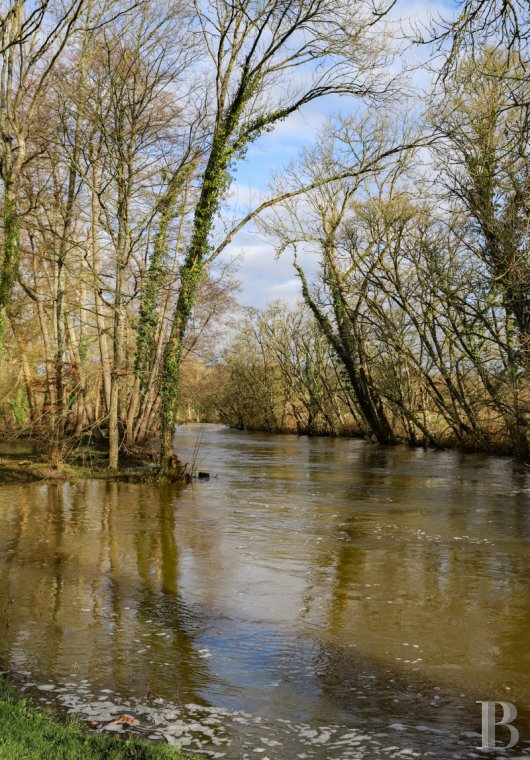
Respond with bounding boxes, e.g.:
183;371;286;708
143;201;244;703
0;681;188;759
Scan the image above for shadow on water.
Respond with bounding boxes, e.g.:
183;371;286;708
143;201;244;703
0;425;529;758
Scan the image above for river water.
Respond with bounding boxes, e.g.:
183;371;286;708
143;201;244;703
0;424;529;758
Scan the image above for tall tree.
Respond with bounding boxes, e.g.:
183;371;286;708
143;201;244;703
432;50;530;372
0;0;87;347
158;0;397;471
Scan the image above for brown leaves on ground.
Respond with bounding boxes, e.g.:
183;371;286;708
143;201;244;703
110;714;140;726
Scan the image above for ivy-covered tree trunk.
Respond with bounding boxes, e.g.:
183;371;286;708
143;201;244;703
128;169;191;447
294;245;398;446
158;132;236;472
156;0;393;470
0;175;21;349
159;269;198;474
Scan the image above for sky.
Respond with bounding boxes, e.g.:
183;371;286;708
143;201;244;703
216;0;455;310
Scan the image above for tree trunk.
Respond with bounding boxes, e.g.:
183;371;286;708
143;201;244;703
90;158;112;417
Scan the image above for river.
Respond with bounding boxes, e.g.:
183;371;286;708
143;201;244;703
0;424;529;758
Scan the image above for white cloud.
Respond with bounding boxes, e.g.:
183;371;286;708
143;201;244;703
223;229;321;309
216;0;454;311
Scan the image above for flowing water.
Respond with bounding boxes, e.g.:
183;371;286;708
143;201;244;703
0;424;529;759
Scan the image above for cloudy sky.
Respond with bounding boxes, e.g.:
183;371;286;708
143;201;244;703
216;0;454;310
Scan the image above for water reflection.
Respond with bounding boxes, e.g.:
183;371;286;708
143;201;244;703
0;426;529;758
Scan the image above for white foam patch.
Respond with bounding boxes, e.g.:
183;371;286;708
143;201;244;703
12;674;516;759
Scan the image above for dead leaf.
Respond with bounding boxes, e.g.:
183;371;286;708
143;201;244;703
111;714;139;726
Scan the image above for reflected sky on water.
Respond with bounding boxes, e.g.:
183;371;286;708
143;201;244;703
0;425;529;758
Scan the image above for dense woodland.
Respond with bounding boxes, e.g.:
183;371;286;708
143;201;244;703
0;0;528;471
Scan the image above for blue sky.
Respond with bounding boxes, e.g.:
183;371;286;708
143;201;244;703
217;0;455;309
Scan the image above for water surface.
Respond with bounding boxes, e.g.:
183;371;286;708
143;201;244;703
0;425;529;758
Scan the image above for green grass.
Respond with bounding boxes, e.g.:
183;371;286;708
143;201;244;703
0;680;188;760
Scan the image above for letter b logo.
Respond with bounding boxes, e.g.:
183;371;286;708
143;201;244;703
477;701;519;750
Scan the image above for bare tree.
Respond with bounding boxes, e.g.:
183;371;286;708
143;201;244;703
432;49;530;371
0;0;88;345
158;0;398;471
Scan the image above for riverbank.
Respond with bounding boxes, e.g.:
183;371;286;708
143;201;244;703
0;457;171;484
210;419;529;459
0;442;190;484
0;680;188;759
